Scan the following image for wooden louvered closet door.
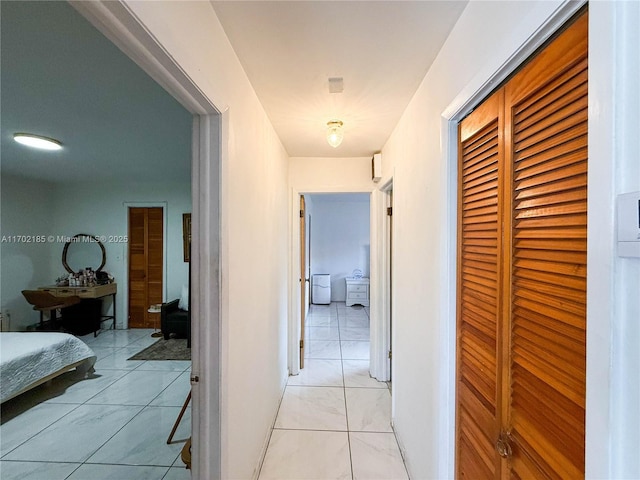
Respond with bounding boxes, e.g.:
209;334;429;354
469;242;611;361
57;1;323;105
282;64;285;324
456;10;587;479
128;207;164;328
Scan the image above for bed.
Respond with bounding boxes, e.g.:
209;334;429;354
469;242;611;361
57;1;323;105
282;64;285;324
0;332;96;403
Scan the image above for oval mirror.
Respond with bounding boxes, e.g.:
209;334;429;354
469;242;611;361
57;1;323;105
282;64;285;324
62;234;106;273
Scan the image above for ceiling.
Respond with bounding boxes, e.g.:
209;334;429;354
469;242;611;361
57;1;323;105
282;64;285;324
0;1;468;185
0;1;192;184
212;1;468;157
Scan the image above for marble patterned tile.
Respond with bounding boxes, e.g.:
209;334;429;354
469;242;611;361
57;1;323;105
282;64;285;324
339;326;370;341
274;386;347;431
350;432;409;480
43;368;131;405
258;429;351;480
128;334;161;349
287;359;343;387
343;360;388;389
306;325;340;341
2;404;143;462
340;341;370;360
94;347;146;370
163;466;192;480
304;340;341;359
342;308;369;319
86;370;181;406
149;372;191;407
86;346;119;360
345;388;392;432
135;360;191;372
0;402;78;456
305;315;339;327
0;460;79;480
87;406;189;466
83;330;149;348
338;315;370;328
308;304;337;314
66;463;169;480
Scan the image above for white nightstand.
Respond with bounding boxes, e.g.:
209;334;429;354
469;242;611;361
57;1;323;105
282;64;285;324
345;277;370;307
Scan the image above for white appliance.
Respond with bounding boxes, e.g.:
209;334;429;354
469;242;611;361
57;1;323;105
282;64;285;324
312;274;331;305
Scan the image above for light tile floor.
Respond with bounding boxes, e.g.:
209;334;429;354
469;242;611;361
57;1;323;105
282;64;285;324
0;328;191;480
258;302;408;480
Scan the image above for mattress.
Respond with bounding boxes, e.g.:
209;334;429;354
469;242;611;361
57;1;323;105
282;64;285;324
0;332;96;403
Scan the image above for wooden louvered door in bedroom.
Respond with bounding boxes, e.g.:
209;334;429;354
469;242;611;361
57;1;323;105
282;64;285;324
128;207;164;328
456;10;587;480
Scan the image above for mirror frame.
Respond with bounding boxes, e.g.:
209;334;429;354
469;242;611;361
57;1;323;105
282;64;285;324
62;233;106;273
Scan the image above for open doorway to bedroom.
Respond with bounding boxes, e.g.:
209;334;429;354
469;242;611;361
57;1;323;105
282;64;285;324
0;2;197;478
302;193;372;372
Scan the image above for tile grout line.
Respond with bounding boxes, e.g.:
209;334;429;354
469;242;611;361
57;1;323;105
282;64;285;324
338;305;356;480
1;329;185;479
74;334;186;475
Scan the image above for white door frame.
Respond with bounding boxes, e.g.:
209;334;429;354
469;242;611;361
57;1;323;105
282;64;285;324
70;2;224;478
289;187;375;376
370;178;393;382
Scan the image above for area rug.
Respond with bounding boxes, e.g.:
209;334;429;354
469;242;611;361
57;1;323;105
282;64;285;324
128;338;190;361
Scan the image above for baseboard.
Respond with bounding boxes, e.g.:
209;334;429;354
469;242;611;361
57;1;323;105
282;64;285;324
252;370;289;480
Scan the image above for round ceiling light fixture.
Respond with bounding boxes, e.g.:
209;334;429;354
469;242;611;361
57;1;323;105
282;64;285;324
326;120;344;148
13;133;62;151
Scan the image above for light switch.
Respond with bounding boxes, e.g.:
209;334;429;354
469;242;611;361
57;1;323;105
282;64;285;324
617;191;640;258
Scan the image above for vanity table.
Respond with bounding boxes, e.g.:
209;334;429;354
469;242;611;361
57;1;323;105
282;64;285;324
38;283;117;335
39;233;116;336
345;277;370;307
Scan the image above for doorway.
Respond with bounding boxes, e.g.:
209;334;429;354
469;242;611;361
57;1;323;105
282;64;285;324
298;193;371;372
127;206;164;329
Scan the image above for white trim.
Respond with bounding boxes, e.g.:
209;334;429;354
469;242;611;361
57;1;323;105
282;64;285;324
191;113;223;480
369;189;384;380
121;201;169;330
370;178;393;383
439;1;586;478
69;2;223;478
69;1;224;115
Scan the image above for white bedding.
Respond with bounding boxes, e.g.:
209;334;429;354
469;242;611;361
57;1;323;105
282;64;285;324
0;332;96;403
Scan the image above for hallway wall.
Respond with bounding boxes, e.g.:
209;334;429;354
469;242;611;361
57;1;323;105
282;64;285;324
381;1;639;479
118;3;290;478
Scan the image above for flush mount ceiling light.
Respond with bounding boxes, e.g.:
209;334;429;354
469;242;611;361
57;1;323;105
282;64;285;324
13;133;62;151
326;120;344;148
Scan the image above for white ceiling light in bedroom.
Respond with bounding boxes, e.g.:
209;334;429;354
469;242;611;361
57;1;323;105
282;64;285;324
13;133;62;151
326;120;344;148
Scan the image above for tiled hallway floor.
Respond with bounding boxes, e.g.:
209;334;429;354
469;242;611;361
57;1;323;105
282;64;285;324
0;329;191;480
258;302;408;480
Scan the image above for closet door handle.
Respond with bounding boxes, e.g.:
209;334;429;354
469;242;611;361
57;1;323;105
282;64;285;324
496;432;513;458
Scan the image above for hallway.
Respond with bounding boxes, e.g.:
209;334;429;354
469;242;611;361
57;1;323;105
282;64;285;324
258;302;407;479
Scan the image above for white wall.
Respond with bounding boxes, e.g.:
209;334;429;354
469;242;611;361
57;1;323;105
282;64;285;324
291;157;375;191
0;175;56;330
308;193;370;301
380;1;640;479
120;3;291;478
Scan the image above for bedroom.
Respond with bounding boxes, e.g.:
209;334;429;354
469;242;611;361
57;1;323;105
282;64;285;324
1;2;193;478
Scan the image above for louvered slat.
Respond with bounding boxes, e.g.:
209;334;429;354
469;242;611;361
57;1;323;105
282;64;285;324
507;15;587;477
456;93;502;479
